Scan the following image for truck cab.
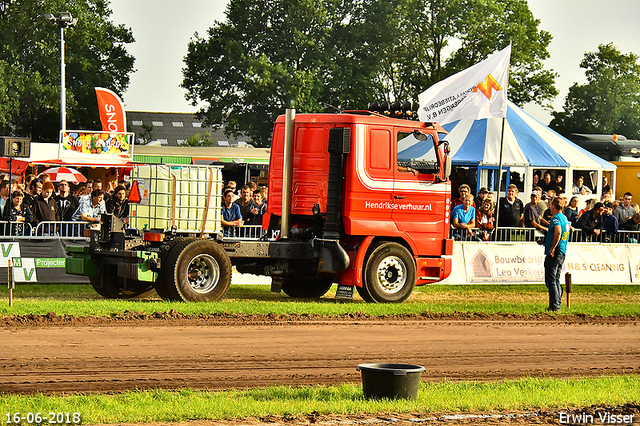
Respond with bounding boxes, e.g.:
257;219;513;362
262;111;453;302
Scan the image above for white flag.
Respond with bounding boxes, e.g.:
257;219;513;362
418;45;511;125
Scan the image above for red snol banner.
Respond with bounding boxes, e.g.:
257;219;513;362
95;87;127;132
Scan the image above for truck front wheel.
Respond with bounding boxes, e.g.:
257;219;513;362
163;239;232;302
363;242;416;303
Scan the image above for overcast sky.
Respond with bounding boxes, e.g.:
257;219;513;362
109;0;640;125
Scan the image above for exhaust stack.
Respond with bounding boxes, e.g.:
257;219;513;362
280;108;295;239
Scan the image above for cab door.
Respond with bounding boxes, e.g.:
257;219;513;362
345;125;395;236
392;128;446;254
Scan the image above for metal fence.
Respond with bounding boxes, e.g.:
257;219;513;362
451;226;640;244
6;219;637;245
223;225;280;241
0;221;89;240
0;220;278;242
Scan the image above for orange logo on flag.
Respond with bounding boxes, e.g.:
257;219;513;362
473;74;502;100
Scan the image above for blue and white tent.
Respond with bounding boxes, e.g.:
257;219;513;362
400;100;614;170
399;100;616;197
441;101;615;170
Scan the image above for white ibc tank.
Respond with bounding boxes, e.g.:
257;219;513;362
130;164;223;234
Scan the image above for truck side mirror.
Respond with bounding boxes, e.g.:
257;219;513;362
444;155;452;180
436;140;451;182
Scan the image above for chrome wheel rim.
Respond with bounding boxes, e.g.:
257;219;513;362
186;254;220;294
376;255;407;294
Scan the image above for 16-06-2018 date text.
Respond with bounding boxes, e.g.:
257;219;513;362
5;413;81;425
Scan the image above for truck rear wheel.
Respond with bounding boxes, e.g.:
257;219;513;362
152;277;173;301
279;275;333;298
89;265;155;299
363;242;416;303
154;238;196;301
163;239;232;302
89;275;121;299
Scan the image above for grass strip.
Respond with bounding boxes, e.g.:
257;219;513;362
0;376;638;424
0;284;639;317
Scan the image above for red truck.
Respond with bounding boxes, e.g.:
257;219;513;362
66;108;453;303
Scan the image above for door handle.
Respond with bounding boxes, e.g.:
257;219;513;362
394;195;405;199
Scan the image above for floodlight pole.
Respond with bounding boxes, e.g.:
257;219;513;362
60;24;66;131
45;12;77;131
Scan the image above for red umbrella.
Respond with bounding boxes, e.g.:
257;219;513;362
41;166;87;183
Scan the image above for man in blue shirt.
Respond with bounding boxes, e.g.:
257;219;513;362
451;194;476;240
543;198;570;312
72;189;107;229
221;189;243;237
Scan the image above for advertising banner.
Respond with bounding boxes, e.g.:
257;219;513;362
95;87;127;133
462;243;545;283
564;244;630;284
0;240;89;284
60;131;133;158
0;242;21;261
453;242;633;285
10;258;37;282
627;246;640;284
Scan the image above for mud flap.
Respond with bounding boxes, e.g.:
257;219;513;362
271;278;283;293
335;284;354;300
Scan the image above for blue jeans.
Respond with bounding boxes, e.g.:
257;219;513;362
544;253;565;309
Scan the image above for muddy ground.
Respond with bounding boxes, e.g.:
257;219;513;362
2;313;639;424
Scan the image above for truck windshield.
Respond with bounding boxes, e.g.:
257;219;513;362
397;131;438;173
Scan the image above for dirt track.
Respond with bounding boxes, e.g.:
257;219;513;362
1;314;638;395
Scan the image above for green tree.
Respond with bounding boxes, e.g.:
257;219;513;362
182;0;384;147
137;123;154;144
182;0;557;147
0;0;135;141
550;43;640;139
182;132;214;147
376;0;557;105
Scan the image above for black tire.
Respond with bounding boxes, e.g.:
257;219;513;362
363;242;416;303
152;276;173;301
89;265;155;299
154;239;195;301
355;282;375;303
280;275;334;298
89;275;121;299
163;239;232;302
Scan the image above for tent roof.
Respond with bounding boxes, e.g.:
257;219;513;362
404;101;616;171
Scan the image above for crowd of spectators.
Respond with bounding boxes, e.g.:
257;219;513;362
0;170;272;239
0;171;271;239
220;180;268;237
450;171;640;243
0;172;130;236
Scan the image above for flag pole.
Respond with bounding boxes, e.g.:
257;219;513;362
494;116;507;232
493;43;511;237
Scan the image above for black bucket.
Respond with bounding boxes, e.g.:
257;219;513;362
356;363;425;400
